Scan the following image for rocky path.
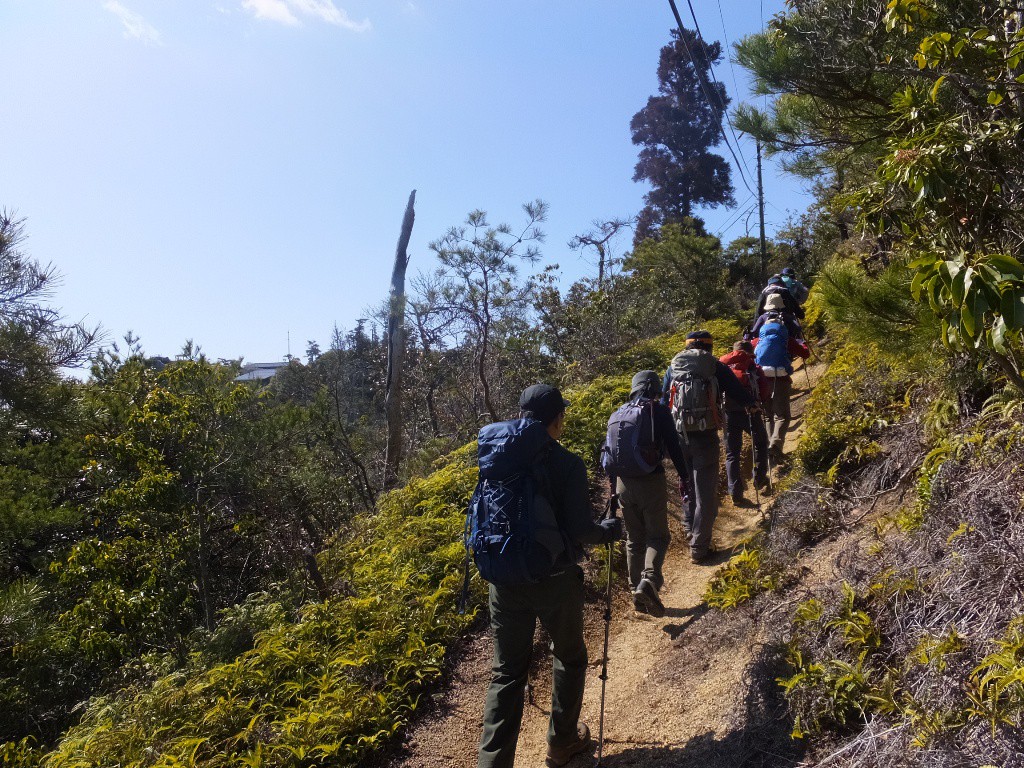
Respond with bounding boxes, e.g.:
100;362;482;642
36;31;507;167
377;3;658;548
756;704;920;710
385;361;824;768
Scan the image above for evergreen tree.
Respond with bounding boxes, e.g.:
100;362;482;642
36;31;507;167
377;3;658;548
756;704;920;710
631;28;735;245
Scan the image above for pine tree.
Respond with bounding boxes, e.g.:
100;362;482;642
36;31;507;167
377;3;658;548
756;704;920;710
631;28;735;245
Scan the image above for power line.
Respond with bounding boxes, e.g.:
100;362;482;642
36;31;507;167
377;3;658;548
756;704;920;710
679;0;755;184
716;194;757;236
718;204;756;238
715;0;742;96
666;0;756;198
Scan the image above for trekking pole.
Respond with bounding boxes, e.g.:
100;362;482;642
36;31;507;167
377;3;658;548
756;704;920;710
747;410;762;517
801;356;812;392
596;500;615;767
759;408;775;495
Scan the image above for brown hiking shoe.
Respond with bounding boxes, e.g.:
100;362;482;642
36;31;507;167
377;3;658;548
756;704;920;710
546;723;592;767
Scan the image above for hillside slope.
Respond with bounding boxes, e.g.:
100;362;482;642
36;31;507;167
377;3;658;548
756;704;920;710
384;361;825;767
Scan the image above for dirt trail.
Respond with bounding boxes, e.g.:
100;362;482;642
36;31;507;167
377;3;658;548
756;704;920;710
386;361;825;768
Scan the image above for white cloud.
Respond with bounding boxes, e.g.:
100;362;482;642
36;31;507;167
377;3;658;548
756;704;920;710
241;0;299;25
241;0;370;31
103;1;163;45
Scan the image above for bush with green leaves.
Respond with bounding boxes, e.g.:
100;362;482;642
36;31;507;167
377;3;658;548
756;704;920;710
704;543;781;610
43;446;479;767
796;342;915;480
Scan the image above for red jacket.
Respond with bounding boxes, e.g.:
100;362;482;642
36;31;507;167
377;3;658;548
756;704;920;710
720;350;771;406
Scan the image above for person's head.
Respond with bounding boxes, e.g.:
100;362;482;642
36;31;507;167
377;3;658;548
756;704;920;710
630;370;662;400
685;330;714;353
781;267;796;278
519;383;570;438
767;274;784;286
765;293;786;311
733;340;754;355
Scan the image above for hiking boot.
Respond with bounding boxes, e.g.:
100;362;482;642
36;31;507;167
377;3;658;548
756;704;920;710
731;490;748;507
633;577;665;618
632;589;647;614
769;444;785;465
691;546;717;564
754;474;770;491
546;723;592;767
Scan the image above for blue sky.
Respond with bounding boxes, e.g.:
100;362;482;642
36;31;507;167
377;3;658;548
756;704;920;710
1;0;809;365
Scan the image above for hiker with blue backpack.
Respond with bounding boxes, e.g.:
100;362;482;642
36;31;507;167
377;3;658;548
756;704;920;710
753;300;811;463
662;331;757;564
470;384;622;768
601;370;689;617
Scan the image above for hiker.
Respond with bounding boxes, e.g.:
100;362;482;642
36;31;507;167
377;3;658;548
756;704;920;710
474;384;622;768
661;331;757;563
780;266;810;304
753;312;810;463
752;293;803;339
755;274;805;320
602;370;689;618
719;341;771;505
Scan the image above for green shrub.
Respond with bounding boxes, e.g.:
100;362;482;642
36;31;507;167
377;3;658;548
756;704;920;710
0;738;42;768
779;585;890;739
44;447;479;768
704;544;780;610
965;616;1024;734
796;343;914;478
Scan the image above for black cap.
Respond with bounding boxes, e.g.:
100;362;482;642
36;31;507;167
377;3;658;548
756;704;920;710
781;267;795;276
630;370;662;397
519;384;570;423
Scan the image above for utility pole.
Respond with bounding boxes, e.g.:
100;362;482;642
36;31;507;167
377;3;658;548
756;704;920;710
757;139;768;284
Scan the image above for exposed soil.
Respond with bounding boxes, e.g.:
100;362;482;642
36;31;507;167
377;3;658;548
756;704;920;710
384;361;826;768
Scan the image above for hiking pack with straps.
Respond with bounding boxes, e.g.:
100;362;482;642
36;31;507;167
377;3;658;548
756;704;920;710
755;313;792;377
781;275;809;303
724;353;764;404
464;418;567;587
602;398;661;478
668;349;721;434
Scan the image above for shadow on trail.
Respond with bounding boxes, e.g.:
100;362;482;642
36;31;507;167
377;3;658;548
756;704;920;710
661;603;708;639
595;648;805;768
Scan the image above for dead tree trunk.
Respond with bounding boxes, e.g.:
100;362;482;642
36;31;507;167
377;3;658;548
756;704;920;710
384;190;416;488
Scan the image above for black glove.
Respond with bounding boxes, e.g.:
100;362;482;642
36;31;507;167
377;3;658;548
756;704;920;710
609;494;620;515
599;516;623;543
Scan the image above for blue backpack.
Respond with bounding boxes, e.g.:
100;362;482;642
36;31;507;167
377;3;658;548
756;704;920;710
755;313;793;375
465;419;566;586
602;399;661;478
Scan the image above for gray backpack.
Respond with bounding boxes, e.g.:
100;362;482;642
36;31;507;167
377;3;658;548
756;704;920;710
668;349;721;434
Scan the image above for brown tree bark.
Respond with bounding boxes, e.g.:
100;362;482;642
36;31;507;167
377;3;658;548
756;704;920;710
384;190;416;488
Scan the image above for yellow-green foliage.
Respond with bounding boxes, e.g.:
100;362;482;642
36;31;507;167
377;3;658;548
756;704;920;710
704;543;779;610
780;584;884;738
800;283;827;341
0;738;41;768
44;447;479;768
965;617;1024;733
796;342;914;478
40;321;754;767
561;376;632;468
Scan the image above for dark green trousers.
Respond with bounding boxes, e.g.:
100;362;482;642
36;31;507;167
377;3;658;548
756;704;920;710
617;473;670;591
477;567;588;768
